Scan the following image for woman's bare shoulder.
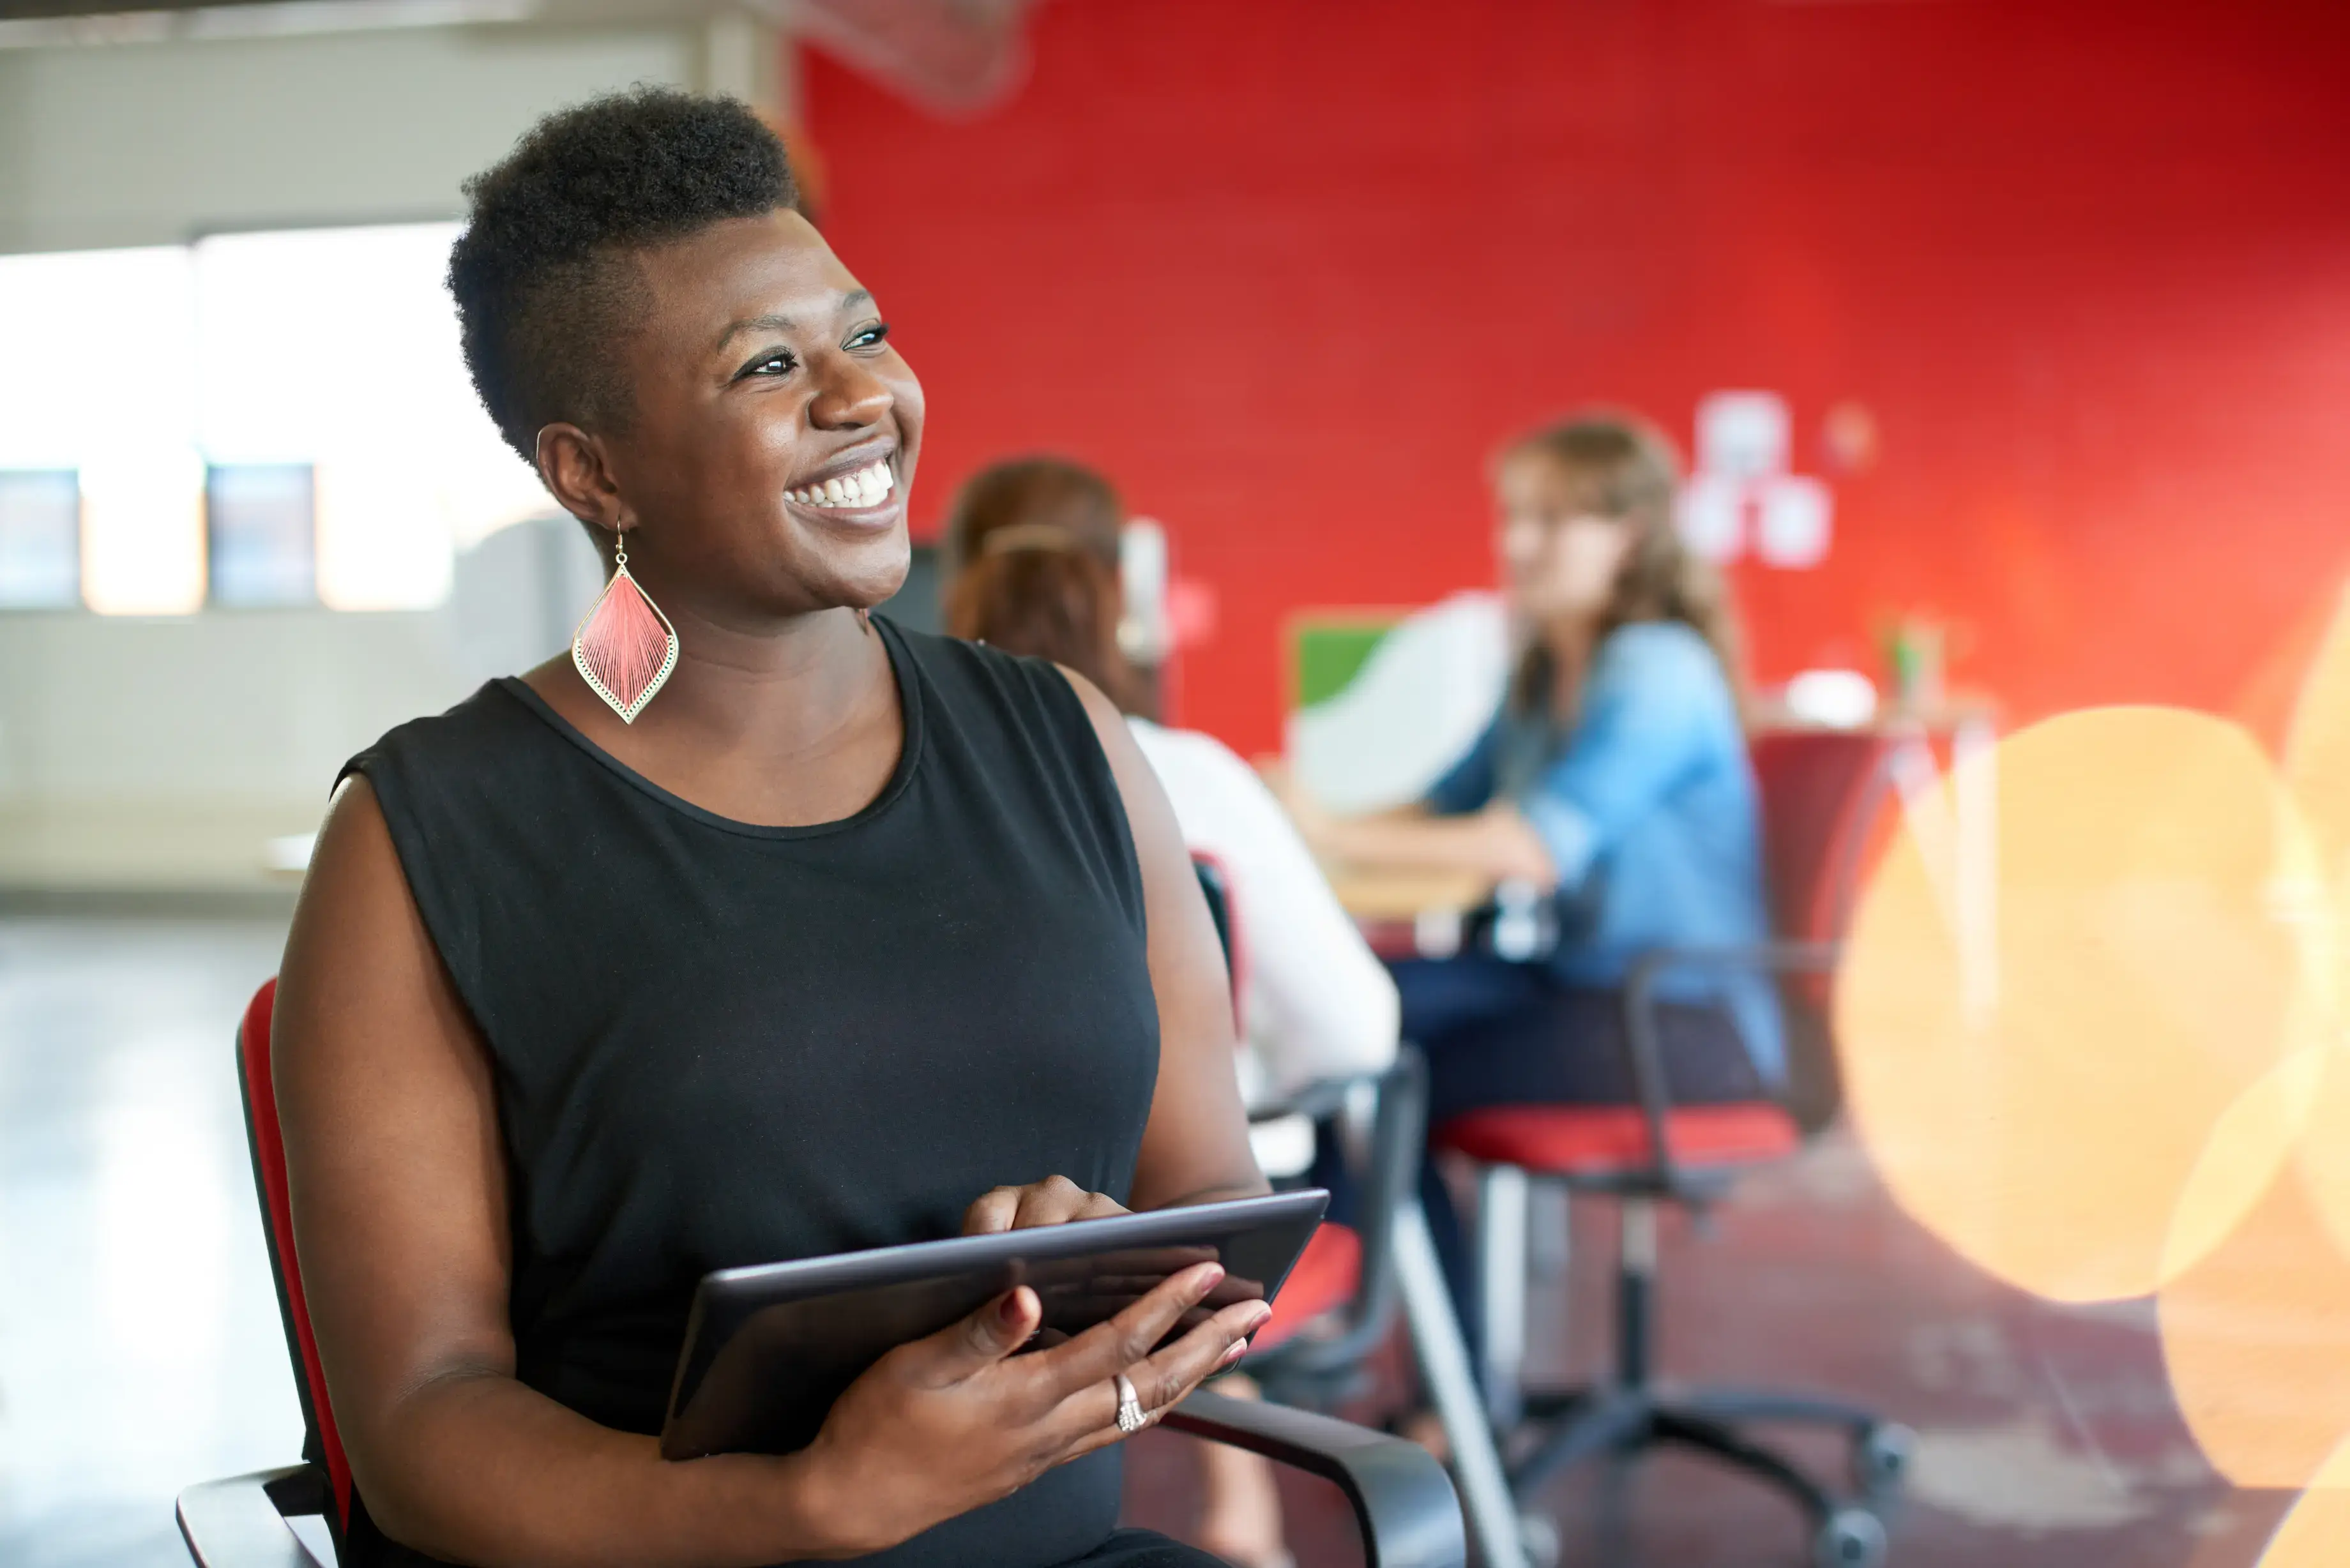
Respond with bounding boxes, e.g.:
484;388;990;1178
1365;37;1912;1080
274;772;480;1087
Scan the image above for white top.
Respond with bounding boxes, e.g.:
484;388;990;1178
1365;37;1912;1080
1127;717;1400;1112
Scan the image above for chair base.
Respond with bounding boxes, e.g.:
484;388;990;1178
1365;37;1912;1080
1460;1168;1911;1566
1505;1382;1904;1568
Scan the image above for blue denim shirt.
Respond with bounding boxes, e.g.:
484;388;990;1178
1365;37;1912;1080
1428;621;1784;1083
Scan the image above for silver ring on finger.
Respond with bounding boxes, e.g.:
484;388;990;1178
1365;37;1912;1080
1114;1373;1148;1435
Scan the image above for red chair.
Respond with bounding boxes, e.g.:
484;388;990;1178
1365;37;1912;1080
1432;730;1914;1568
181;980;1467;1568
175;977;348;1565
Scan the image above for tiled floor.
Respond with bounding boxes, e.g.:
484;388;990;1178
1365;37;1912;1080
1126;1142;2297;1567
0;917;302;1568
0;916;2300;1566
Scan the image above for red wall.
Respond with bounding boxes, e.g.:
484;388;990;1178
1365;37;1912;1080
808;0;2350;755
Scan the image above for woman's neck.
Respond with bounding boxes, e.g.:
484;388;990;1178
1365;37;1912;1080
529;599;902;827
1531;610;1601;718
647;600;881;752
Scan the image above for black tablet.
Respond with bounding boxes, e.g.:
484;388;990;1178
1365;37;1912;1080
658;1188;1330;1459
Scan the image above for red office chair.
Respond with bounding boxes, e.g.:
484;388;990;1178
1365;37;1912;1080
1431;731;1914;1568
181;980;1467;1568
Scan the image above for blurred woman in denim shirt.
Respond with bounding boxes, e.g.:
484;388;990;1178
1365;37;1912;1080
1291;412;1775;1348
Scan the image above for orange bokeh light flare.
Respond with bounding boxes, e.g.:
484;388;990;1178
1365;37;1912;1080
2255;1437;2350;1566
2159;1051;2350;1488
1836;706;2326;1304
2280;581;2350;1260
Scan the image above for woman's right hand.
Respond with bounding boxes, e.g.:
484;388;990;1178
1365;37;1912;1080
799;1260;1270;1558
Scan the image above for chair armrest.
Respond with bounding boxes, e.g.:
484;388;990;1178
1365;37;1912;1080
1162;1388;1465;1568
1618;943;1840;1194
1626;941;1840;986
177;1466;328;1568
1247;1071;1373;1126
1246;1052;1427;1380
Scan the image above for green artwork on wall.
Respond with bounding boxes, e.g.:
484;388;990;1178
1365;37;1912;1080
1291;617;1400;711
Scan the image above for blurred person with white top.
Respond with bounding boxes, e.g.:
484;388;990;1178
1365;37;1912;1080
943;458;1397;1568
941;460;1398;1112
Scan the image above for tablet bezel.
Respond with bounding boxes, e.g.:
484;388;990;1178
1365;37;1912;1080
660;1187;1330;1459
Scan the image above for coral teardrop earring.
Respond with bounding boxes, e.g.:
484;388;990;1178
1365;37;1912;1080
572;532;678;724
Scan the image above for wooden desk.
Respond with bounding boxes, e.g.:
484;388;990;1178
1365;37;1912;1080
1325;864;1495;960
1326;864;1494;923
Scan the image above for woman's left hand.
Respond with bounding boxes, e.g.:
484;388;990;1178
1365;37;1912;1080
963;1174;1128;1234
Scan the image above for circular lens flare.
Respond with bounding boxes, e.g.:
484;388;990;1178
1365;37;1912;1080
2281;580;2350;909
1837;707;2323;1302
2279;583;2350;1257
2258;1437;2350;1567
2157;1046;2350;1488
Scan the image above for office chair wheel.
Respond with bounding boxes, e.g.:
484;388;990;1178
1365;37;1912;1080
1517;1509;1563;1568
1812;1506;1887;1568
1853;1421;1916;1496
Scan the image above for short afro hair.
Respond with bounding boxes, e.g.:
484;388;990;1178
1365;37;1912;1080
448;87;799;463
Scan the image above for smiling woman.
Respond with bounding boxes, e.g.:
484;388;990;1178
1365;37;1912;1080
269;89;1268;1568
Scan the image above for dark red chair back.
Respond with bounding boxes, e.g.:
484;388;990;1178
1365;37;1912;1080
236;978;356;1542
1752;730;1896;952
1748;730;1896;1128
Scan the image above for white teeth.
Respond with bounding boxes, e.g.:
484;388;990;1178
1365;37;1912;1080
792;460;895;508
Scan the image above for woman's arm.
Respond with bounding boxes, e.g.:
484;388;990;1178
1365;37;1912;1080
277;778;839;1566
1288;626;1728;895
1272;710;1558;889
1294;800;1562;889
1060;674;1271;1212
277;777;1265;1567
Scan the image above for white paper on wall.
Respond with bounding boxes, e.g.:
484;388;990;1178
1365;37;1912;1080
1676;473;1747;564
1679;389;1836;571
1756;474;1833;568
1695;391;1790;481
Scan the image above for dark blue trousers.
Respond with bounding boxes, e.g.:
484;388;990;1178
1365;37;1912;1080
1318;954;1762;1376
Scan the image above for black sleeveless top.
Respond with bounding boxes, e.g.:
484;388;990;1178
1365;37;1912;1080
340;619;1160;1568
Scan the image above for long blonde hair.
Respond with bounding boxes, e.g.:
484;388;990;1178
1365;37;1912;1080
1500;411;1745;717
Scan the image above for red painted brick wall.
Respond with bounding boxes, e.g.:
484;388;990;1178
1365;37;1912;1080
808;0;2350;753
